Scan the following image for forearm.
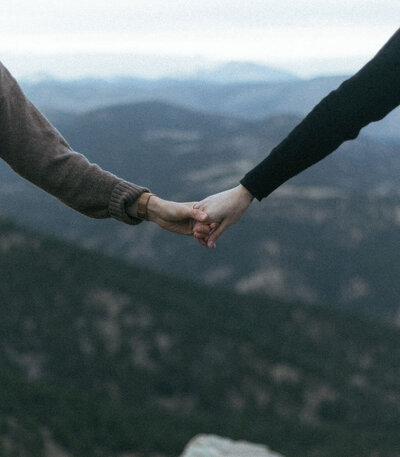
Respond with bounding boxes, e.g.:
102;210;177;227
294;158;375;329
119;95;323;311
0;62;146;224
241;28;400;200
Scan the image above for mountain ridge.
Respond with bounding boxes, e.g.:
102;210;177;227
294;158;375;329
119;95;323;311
1;101;400;321
192;61;299;83
22;74;400;142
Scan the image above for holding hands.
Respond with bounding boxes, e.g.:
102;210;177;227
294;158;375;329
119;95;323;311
128;194;211;236
192;184;254;248
130;184;254;247
146;196;211;236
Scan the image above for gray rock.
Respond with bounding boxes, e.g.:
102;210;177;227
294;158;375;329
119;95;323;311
179;435;284;457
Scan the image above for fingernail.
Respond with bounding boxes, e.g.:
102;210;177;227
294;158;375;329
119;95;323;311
200;213;207;221
208;240;215;248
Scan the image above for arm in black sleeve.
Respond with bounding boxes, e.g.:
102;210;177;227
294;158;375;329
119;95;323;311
240;28;400;200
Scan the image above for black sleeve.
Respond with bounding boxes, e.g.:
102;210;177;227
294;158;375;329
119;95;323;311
240;28;400;201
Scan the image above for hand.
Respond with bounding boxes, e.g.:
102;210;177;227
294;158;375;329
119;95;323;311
146;196;211;236
193;184;254;248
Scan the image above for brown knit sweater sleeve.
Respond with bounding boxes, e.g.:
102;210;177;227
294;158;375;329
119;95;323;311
0;62;147;225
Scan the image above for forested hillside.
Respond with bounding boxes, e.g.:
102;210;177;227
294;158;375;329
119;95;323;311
0;103;400;321
0;219;400;457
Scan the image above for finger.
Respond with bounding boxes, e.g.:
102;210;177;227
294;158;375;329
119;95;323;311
206;220;230;248
190;208;209;223
178;202;207;221
195;224;212;234
193;232;208;240
196;237;208;247
193;221;219;232
194;231;208;240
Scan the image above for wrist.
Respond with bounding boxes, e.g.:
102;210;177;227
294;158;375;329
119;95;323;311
127;192;157;220
237;184;254;205
146;195;163;223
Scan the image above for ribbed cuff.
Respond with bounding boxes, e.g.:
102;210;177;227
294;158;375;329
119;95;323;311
239;177;264;201
109;180;149;225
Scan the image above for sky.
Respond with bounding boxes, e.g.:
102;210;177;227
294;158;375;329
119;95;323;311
0;0;398;79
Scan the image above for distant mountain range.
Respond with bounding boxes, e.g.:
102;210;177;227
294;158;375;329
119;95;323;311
192;61;299;83
1;218;400;457
22;74;400;142
0;102;400;321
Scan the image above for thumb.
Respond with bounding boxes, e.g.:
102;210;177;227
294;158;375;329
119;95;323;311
177;202;207;221
190;207;209;223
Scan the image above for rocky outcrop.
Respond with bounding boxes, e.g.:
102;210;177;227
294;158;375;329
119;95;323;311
180;435;284;457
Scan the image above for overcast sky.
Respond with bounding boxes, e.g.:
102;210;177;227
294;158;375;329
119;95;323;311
0;0;398;79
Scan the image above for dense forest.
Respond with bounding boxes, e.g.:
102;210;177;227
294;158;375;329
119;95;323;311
1;218;400;457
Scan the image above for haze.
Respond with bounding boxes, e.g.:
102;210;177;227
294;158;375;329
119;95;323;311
0;0;398;79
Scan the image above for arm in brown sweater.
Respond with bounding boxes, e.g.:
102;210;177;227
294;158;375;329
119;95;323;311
0;62;147;225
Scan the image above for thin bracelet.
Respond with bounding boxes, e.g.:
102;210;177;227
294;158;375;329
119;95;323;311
137;192;156;220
